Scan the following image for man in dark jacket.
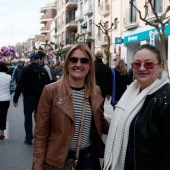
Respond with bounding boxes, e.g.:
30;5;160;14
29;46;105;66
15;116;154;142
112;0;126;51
13;53;51;145
12;60;24;84
94;50;112;103
37;50;52;82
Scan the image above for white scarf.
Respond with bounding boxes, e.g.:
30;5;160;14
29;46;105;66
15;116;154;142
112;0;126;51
103;70;169;170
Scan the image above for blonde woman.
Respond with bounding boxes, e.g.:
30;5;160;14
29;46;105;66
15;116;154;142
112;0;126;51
111;59;130;107
32;43;109;170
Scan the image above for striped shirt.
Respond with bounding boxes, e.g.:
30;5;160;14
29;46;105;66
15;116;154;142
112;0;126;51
69;87;92;151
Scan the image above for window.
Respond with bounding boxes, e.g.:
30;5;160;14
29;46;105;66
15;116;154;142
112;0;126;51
152;0;163;13
62;32;64;43
62;12;64;24
130;0;137;22
80;2;83;15
58;35;60;44
89;19;92;33
114;18;118;29
105;21;109;30
53;9;57;17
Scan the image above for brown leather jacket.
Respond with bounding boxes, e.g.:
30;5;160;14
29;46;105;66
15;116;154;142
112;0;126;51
32;81;109;170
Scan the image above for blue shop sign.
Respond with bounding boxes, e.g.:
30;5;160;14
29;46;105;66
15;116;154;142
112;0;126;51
115;37;123;44
124;24;170;44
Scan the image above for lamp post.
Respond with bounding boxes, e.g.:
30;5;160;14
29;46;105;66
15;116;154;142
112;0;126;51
81;24;87;43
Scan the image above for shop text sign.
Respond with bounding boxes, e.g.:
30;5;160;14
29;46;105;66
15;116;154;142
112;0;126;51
124;24;170;44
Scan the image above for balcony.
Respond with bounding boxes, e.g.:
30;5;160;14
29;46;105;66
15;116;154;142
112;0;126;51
83;1;93;16
99;3;110;16
40;26;50;33
75;9;84;22
65;17;77;30
146;13;163;22
40;7;47;13
96;33;108;46
66;0;77;9
123;8;138;30
145;2;163;22
40;15;48;23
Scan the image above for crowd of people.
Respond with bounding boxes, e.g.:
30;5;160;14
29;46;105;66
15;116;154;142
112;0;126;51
0;43;170;170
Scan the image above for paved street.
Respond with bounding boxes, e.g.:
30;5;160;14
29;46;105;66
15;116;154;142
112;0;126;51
0;95;113;170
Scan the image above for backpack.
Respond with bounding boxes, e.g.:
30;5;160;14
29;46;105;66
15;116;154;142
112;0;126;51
29;64;49;96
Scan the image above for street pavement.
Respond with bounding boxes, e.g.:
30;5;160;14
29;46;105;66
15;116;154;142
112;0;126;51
0;95;113;170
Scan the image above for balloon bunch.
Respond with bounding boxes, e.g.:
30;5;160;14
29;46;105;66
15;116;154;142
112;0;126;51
1;46;16;56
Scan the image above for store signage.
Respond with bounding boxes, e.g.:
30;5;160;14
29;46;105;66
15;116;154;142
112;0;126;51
124;24;170;44
150;31;155;46
115;37;123;44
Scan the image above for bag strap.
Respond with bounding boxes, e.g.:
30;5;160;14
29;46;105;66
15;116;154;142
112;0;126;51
74;94;87;165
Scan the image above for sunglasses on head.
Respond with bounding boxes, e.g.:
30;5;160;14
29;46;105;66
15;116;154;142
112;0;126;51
69;57;91;64
131;62;159;69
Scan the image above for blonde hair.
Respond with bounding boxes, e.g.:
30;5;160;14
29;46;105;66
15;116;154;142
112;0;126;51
115;59;127;75
58;43;96;97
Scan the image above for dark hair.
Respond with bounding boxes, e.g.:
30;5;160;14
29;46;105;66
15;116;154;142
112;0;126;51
0;61;8;73
37;51;46;60
133;44;162;64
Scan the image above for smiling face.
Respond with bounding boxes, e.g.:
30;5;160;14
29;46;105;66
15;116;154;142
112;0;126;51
68;49;91;87
133;49;163;90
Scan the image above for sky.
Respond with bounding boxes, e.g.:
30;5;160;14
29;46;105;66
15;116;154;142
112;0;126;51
0;0;52;47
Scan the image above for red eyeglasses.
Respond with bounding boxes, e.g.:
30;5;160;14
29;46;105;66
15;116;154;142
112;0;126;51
69;57;91;64
131;62;159;69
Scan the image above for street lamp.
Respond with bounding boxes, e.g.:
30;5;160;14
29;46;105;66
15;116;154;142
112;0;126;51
81;23;87;43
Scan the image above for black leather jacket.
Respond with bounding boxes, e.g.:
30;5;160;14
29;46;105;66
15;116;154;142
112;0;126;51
127;83;170;170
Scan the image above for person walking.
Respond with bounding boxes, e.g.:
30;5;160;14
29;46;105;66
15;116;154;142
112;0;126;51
111;59;131;107
13;53;51;145
0;62;13;139
103;44;170;170
12;60;24;84
37;50;52;82
94;50;112;102
32;43;109;170
54;61;64;81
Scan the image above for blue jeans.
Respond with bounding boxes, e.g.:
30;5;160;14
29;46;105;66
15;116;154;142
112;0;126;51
67;147;97;170
23;96;40;141
75;152;95;170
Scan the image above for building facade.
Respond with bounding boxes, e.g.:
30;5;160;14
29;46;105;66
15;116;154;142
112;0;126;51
37;0;170;70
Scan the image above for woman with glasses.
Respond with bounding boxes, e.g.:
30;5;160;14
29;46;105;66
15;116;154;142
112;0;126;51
103;44;170;170
32;43;109;170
